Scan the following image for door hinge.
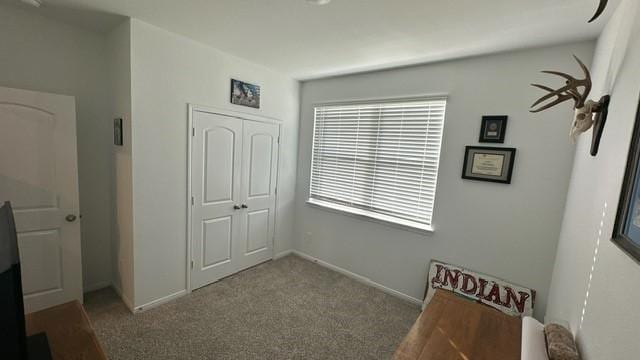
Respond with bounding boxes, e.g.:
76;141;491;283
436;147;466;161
191;260;194;269
192;128;195;136
275;187;277;195
191;196;194;205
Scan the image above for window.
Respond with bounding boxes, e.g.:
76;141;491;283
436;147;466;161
308;98;446;231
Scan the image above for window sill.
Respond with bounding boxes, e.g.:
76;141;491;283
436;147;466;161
306;198;434;234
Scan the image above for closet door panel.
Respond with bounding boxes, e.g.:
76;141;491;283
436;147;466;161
191;111;243;290
246;209;269;254
248;133;274;198
239;120;279;269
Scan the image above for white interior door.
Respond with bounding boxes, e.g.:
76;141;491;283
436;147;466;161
191;111;243;289
238;120;279;270
190;110;279;290
0;86;83;313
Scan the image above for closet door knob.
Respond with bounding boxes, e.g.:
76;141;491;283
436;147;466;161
233;205;241;210
241;204;248;209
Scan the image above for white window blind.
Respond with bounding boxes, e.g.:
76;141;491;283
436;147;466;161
309;99;446;231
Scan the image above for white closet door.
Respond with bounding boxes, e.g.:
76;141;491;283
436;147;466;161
191;111;243;289
238;120;279;270
190;111;279;291
0;86;83;313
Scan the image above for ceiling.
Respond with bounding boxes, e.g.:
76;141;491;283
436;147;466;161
7;0;618;80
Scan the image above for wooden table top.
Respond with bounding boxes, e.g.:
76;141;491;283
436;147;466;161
394;289;522;360
26;301;108;360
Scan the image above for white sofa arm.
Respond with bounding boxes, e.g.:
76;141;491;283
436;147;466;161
522;316;550;360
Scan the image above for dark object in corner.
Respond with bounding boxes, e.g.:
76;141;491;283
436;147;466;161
26;333;53;360
0;201;53;360
613;95;640;263
588;0;609;23
590;95;610;156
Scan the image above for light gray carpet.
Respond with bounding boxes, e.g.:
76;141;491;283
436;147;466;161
84;255;420;360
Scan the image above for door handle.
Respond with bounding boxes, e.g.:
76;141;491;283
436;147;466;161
233;205;241;210
241;204;248;209
65;214;77;222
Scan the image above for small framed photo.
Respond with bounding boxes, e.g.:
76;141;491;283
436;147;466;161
613;97;640;262
230;79;260;109
462;146;516;184
114;118;123;146
479;116;508;143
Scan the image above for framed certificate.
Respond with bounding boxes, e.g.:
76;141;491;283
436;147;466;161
462;146;516;184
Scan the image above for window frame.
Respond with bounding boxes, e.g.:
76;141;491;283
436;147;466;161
307;96;447;233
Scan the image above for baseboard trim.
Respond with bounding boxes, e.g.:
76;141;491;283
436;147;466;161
122;251;292;313
111;284;135;313
274;249;294;260
291;250;423;307
112;250;420;313
134;290;187;313
84;281;112;293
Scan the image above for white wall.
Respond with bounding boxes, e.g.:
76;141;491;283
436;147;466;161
106;20;135;309
295;42;595;319
0;3;113;292
129;20;300;308
545;1;640;358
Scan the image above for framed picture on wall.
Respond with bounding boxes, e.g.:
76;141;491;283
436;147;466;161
479;116;508;143
613;96;640;262
230;79;261;109
462;146;516;184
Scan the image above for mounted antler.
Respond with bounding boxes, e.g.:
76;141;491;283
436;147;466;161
589;0;609;23
530;55;611;156
530;55;591;113
527;0;611;156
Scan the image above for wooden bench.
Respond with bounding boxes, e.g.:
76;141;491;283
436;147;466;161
26;301;107;360
394;289;522;360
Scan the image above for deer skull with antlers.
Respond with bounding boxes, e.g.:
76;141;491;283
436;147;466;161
530;55;610;155
528;1;611;156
